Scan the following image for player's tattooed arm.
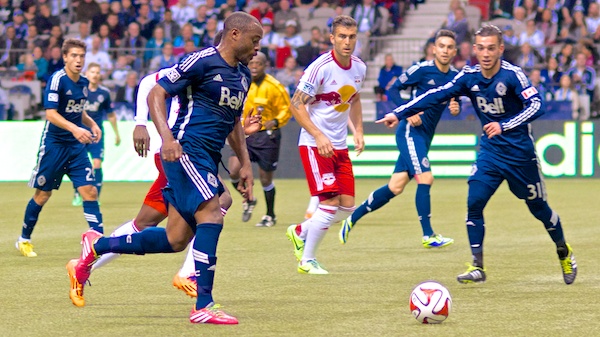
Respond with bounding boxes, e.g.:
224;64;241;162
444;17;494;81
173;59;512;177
291;90;314;109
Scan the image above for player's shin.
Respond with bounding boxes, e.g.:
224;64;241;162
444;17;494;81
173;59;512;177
302;205;337;262
351;185;395;225
93;227;175;255
526;200;566;247
92;220;139;270
415;184;434;237
94;168;103;197
22;198;43;239
83;200;104;234
193;223;223;308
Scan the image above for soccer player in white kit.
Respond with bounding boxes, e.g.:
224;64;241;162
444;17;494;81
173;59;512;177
286;15;366;274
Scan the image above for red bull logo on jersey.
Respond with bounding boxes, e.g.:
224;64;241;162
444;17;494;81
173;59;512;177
312;85;357;112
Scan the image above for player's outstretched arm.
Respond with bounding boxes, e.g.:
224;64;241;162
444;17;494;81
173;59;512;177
349;93;364;156
107;112;121;146
148;85;180;162
46;108;94;144
290;90;334;158
228;119;254;202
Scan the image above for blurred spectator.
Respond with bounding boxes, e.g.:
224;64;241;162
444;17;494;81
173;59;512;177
490;0;515;19
106;13;126;46
109;2;129;29
96;24;115;51
453;40;477;68
91;0;111;34
442;0;462;28
76;0;101;23
171;0;196;27
281;20;304;57
16;53;38;81
352;0;383;36
326;5;345;31
419;40;435;63
443;7;469;44
554;75;582;120
0;0;12;27
375;53;403;101
200;16;218;47
556;43;574;71
0;26;25;68
0;83;9;120
529;68;552;101
119;0;137;26
579;40;598;66
23;5;36;27
149;41;177;71
157;9;182;42
173;23;200;51
204;0;221;18
558;9;588;43
111;55;132;82
190;5;208;35
137;4;158;40
585;2;600;37
275;55;298;94
74;22;93;48
274;0;300;33
119;22;148;71
519;19;544;51
294;0;318;10
296;26;325;67
511;7;527;36
32;46;48;81
6;9;28;39
565;52;595;116
145;26;167;63
537;8;557;45
260;17;282;64
84;36;113;77
115;71;139;106
25;25;48;51
541;56;562;91
250;0;274;22
149;0;166;22
45;46;64;77
515;42;540;72
521;0;539;21
36;4;60;32
218;0;241;20
178;39;197;60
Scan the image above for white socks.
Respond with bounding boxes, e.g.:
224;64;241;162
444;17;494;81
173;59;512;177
332;205;355;223
301;204;338;263
179;237;196;277
92;220;138;270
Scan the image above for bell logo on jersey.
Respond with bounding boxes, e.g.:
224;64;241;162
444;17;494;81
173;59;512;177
65;99;87;113
219;86;245;110
84;101;101;112
476;97;505;114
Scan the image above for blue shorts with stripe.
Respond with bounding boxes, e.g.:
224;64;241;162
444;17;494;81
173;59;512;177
393;123;432;177
162;151;225;229
29;142;95;191
85;130;105;160
468;152;546;201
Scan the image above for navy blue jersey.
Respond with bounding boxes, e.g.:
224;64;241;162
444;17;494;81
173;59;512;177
44;69;90;145
388;61;459;138
158;47;251;157
83;85;113;130
393;60;543;165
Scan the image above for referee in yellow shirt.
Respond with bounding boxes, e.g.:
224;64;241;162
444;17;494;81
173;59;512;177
229;52;292;227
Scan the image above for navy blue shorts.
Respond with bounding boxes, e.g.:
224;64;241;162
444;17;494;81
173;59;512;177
162;151;225;229
29;142;95;191
393;123;432;177
85;134;105;160
468;152;547;201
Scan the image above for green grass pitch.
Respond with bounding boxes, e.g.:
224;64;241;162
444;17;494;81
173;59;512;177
1;179;599;336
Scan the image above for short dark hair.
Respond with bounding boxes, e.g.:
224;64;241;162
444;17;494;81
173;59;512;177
475;25;503;44
223;11;259;36
62;38;87;55
331;15;357;34
435;29;456;42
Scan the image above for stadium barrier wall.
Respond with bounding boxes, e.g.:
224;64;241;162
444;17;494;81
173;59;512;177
1;120;598;182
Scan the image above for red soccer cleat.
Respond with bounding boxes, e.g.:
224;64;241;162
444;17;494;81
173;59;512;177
75;229;102;284
189;304;239;324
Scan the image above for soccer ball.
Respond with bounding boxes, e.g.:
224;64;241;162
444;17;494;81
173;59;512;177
409;281;452;324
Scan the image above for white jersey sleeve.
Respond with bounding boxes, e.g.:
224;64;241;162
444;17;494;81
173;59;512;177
134;69;179;128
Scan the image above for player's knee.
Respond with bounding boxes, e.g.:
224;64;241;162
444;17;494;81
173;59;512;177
526;199;550;218
219;190;233;211
168;239;189;252
388;172;409;195
33;190;52;205
79;185;98;201
467;193;487;213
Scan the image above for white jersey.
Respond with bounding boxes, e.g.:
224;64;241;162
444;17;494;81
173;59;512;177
135;69;180;128
297;51;366;149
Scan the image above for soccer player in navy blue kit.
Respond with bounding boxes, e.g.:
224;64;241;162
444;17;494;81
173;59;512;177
17;39;104;257
378;25;577;285
340;29;459;249
73;12;263;324
71;62;121;206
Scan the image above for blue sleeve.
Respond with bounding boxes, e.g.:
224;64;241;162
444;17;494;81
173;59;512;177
157;53;204;96
103;92;113;114
500;70;544;132
387;64;422;106
392;70;468;120
44;73;60;110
